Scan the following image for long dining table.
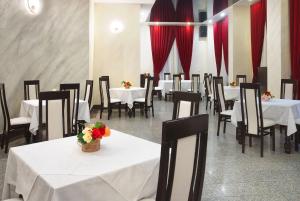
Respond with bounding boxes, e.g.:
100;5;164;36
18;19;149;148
231;98;300;153
2;130;161;201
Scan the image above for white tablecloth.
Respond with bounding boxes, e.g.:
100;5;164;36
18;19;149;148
158;80;194;97
20;99;90;133
2;130;161;201
224;86;240;100
110;87;146;109
231;99;300;136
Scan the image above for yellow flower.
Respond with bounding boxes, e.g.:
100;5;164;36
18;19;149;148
82;127;92;135
83;132;93;143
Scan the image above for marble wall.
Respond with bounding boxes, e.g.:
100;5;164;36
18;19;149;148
0;0;89;119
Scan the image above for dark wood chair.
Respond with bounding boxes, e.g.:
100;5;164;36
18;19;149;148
0;83;31;153
99;76;122;120
143;115;208;201
204;74;212;110
133;77;154;118
38;91;71;141
189;74;201;94
164;73;171;80
215;78;233;136
24;80;40;100
280;79;297;100
236;75;247;86
165;74;181;101
240;83;276;157
60;83;80;135
212;76;223;115
84;80;93;109
179;73;185;80
172;91;201;119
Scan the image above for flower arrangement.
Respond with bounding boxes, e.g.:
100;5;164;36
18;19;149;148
77;122;110;152
230;81;237;87
261;91;274;101
122;81;132;89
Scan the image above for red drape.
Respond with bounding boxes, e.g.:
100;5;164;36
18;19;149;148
213;0;228;76
290;0;300;98
150;0;176;80
250;0;266;82
214;22;222;76
176;0;194;80
222;17;228;74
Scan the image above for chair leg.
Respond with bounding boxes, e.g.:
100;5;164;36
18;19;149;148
206;98;208;110
118;103;121;118
223;119;227;134
249;136;252;147
260;132;264;157
108;107;111;120
217;115;221;136
295;130;299;152
152;104;154;117
242;126;245;153
5;134;9;154
100;107;103;119
1;133;4;149
25;129;31;144
158;91;162;100
145;105;148;119
271;127;275;151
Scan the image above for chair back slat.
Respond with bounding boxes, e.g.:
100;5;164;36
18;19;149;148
24;80;40;100
173;74;181;92
213;76;223;102
84;80;93;109
60;83;80;135
39;91;71;141
215;78;226;112
240;83;263;135
145;77;154;106
172;92;201;119
156;115;209;201
280;79;297;100
99;76;111;108
191;74;200;93
204;74;212;96
0;83;11;132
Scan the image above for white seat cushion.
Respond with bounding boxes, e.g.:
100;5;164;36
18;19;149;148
10;117;31;126
221;110;233;116
263;119;276;128
155;87;163;91
4;199;23;201
134;98;145;103
110;98;121;103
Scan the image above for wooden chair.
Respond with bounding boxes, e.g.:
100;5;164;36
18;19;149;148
133;77;154;118
180;73;185;80
240;83;276;157
236;75;247;86
84;80;93;109
0;84;31;153
99;76;122;120
60;83;80;135
215;78;233;136
38;91;71;141
212;76;223;115
165;74;181;101
172;91;201;119
24;80;40;100
204;74;212;110
164;73;171;80
189;74;201;94
280;79;297;100
140;115;208;201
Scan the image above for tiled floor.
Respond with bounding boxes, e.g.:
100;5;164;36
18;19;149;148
1;99;300;200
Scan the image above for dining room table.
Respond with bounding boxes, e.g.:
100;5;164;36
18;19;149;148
158;80;198;97
224;86;240;100
231;98;300;153
19;99;90;134
2;129;161;201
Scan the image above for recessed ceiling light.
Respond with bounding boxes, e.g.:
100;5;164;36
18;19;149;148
208;19;213;24
220;12;226;18
25;0;42;15
110;20;124;34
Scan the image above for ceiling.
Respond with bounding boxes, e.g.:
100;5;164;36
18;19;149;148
94;0;155;4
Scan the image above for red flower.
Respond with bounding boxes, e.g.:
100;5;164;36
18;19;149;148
92;128;102;139
99;126;106;135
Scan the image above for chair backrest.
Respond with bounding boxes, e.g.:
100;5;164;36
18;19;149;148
140;74;146;88
213;76;223;101
191;74;200;93
180;73;185;80
84;80;93;109
236;75;247;86
280;79;297;100
145;77;154;106
60;83;80;135
164;73;171;80
208;73;213;85
240;83;263;135
156;115;208;201
99;76;111;108
215;77;226;113
172;74;181;91
24;80;40;100
0;83;11;133
39;91;71;141
172;92;201;119
204;74;212;96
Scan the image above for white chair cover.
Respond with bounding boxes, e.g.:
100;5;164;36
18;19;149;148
174;76;181;91
85;84;91;101
178;101;192;118
146;79;153;106
217;83;226;112
244;89;259;135
48;100;64;140
28;85;37;100
284;83;294;100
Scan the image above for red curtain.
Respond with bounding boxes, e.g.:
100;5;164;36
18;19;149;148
176;0;194;80
222;17;228;74
250;0;266;82
290;0;300;98
150;0;176;80
214;23;223;76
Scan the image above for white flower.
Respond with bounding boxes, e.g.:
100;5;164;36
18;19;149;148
83;133;93;143
82;127;92;135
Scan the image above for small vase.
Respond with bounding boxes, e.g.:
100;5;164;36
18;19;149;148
82;139;100;152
